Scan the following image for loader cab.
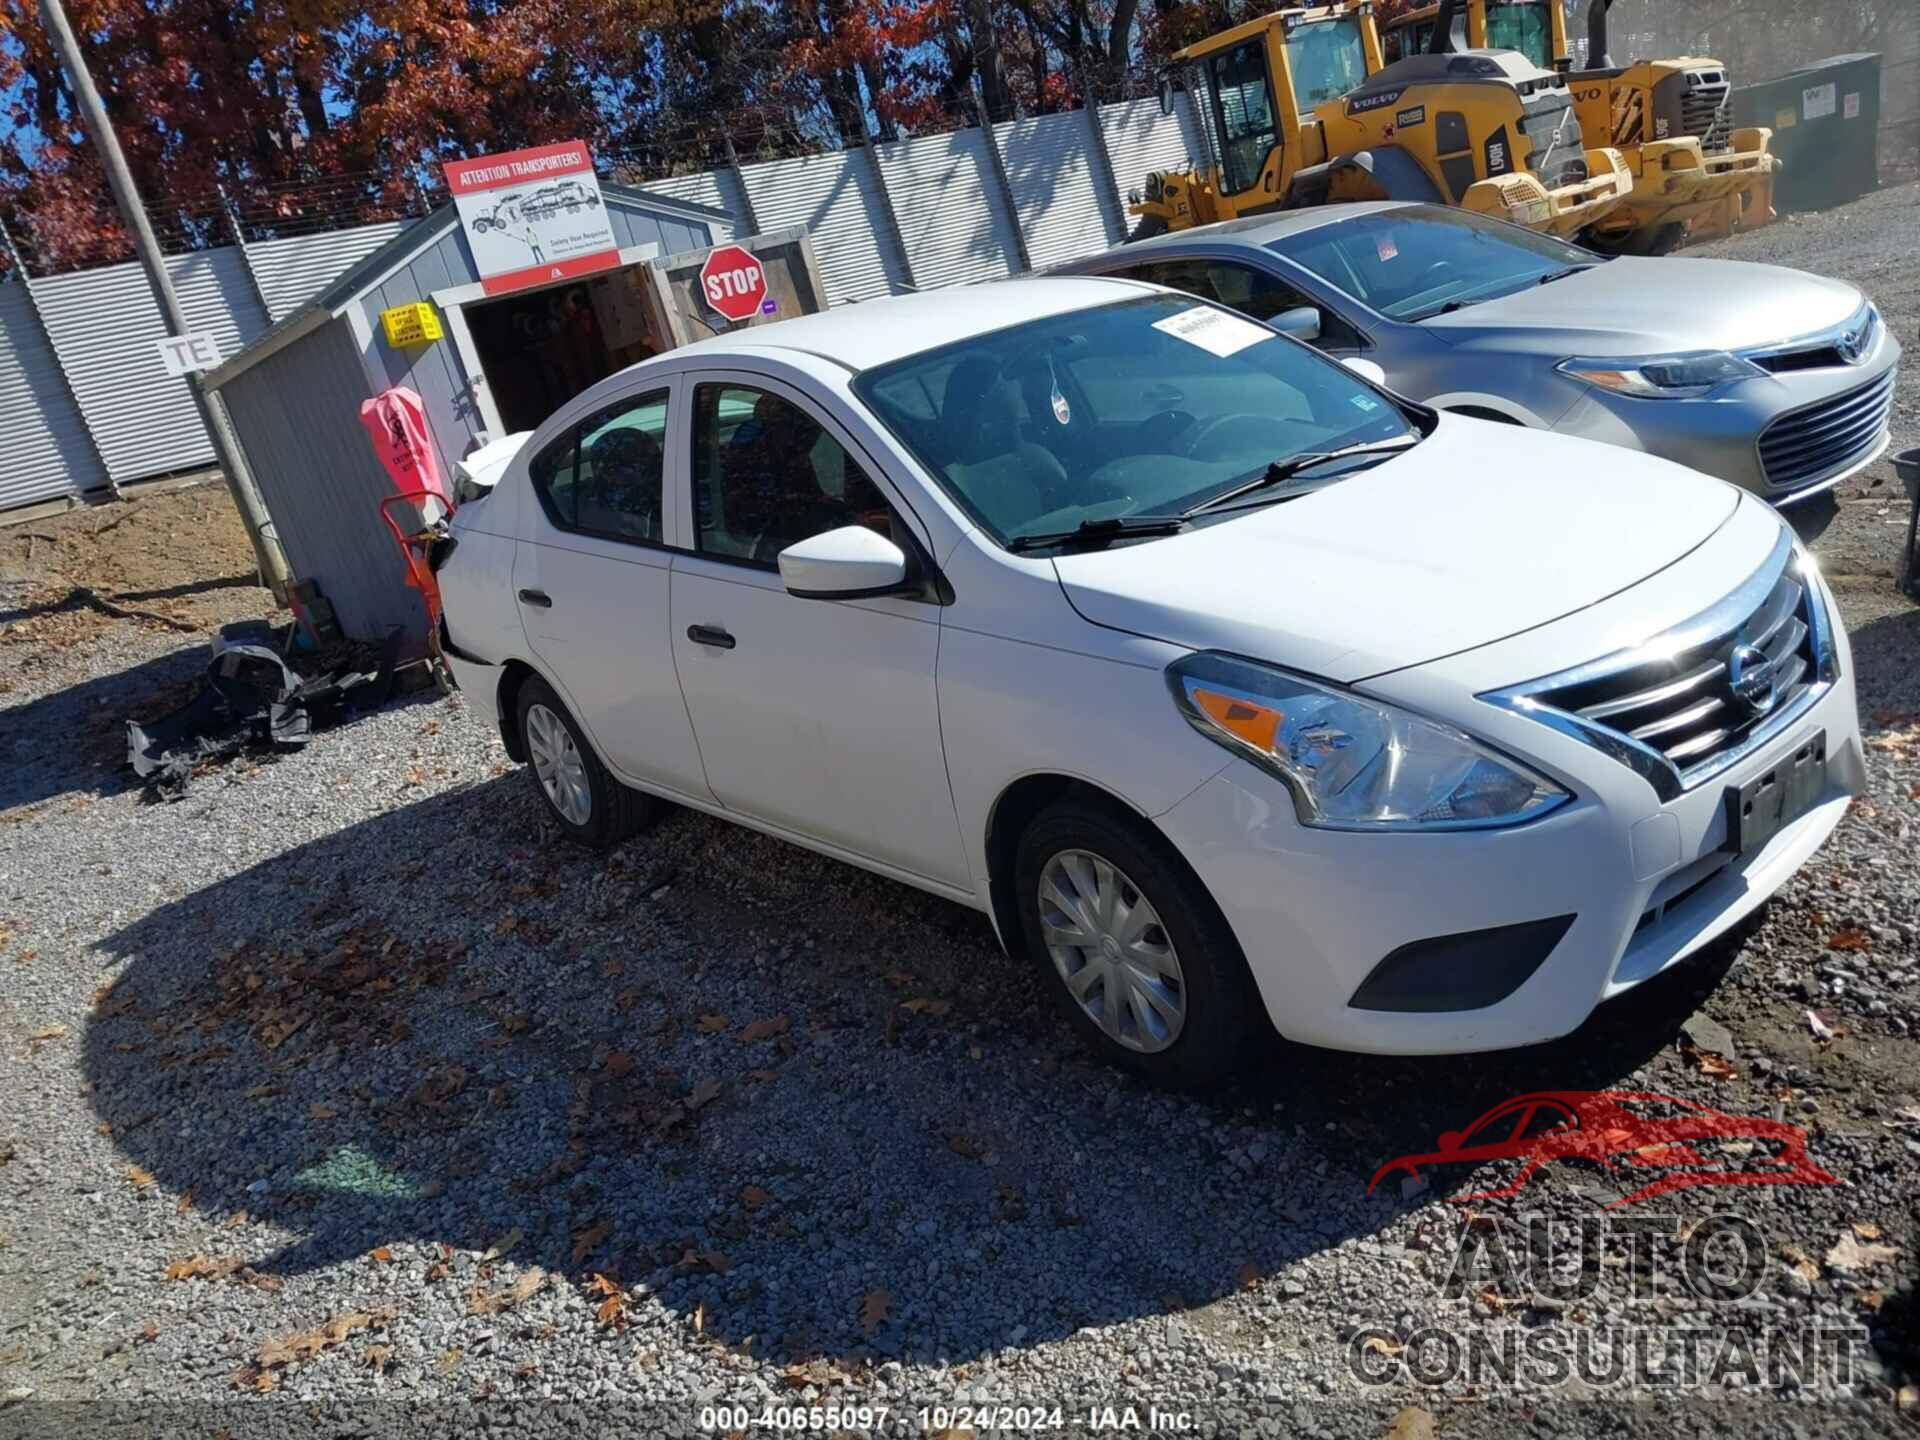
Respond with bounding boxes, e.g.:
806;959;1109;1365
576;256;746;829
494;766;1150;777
1383;1;1566;72
1183;4;1380;199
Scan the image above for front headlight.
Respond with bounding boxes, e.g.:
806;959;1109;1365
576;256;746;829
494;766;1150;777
1556;350;1765;399
1168;652;1569;830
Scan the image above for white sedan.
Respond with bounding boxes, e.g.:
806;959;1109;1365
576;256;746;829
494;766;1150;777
436;276;1862;1085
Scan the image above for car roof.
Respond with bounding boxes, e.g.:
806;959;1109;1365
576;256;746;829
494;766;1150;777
669;275;1162;374
1093;202;1417;259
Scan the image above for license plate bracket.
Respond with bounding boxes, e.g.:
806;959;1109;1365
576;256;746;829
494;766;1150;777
1724;730;1827;857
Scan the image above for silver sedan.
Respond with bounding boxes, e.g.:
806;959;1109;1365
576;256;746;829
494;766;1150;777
1058;202;1899;505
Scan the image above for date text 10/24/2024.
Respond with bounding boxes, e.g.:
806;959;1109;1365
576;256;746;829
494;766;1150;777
698;1404;1197;1432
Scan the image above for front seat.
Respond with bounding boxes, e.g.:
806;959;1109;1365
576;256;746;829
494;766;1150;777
581;426;661;540
939;356;1066;535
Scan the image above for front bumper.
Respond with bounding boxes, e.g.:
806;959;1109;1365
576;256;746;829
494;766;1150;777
1155;576;1863;1056
1551;337;1900;503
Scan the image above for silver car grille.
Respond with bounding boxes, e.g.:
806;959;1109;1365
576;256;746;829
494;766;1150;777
1482;530;1836;802
1757;367;1896;493
1680;72;1732;154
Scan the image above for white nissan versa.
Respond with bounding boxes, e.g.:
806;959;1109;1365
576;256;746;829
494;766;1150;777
436;277;1862;1085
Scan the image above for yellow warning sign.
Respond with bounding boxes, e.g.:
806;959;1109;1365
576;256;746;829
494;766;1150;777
380;302;444;347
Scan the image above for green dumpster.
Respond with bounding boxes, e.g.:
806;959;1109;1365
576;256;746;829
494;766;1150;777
1732;53;1882;215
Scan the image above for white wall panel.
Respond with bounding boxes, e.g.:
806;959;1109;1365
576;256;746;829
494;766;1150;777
1097;96;1210;219
994;111;1120;270
0;280;104;507
874;130;1022;289
737;150;909;304
246;221;406;321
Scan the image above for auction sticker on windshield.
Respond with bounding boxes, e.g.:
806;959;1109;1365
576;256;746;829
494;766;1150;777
1152;306;1273;358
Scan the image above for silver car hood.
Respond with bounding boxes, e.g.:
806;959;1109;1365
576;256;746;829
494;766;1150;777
1422;258;1863;357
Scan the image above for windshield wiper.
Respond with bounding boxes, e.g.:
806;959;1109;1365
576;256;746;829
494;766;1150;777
1005;514;1189;553
1536;265;1594;286
1184;437;1418;516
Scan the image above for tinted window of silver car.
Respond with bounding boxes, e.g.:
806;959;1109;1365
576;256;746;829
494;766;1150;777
1136;258;1365;351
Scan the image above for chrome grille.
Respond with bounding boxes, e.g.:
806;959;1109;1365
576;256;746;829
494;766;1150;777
1482;531;1835;800
1758;368;1896;492
1679;72;1731;154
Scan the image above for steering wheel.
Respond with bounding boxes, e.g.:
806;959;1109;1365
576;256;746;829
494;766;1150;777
1183;412;1300;462
1141;408;1198;451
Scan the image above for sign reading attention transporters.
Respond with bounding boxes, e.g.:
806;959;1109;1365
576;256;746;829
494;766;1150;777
444;141;620;297
698;245;768;324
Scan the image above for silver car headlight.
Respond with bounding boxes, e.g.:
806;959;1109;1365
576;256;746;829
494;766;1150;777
1556;350;1765;399
1168;652;1569;830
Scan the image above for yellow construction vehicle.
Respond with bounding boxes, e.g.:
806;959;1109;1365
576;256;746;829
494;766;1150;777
1129;0;1630;242
1381;0;1776;252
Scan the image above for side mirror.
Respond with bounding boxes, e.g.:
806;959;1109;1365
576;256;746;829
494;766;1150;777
1342;356;1388;386
1272;305;1323;342
1157;77;1175;117
778;525;910;600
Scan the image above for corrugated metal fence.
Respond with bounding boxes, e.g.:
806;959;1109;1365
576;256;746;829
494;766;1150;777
0;93;1208;515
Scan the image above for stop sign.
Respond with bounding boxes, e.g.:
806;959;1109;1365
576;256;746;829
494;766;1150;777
698;245;768;323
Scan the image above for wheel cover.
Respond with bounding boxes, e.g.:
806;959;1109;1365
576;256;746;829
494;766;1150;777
1037;848;1187;1053
525;702;592;826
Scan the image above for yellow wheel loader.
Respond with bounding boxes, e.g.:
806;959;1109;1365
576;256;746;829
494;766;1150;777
1128;0;1630;242
1381;0;1777;253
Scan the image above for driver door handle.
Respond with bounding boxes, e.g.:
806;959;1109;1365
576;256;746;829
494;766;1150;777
517;588;552;608
687;624;736;650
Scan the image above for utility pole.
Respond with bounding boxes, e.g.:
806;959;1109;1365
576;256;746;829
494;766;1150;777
38;0;291;602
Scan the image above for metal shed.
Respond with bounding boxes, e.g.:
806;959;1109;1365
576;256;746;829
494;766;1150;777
204;183;732;648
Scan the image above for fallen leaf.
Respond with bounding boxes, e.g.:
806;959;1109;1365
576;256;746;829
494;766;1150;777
1807;1009;1838;1043
125;1165;154;1191
947;1135;983;1159
481;1227;522;1262
595;1294;627;1329
882;970;914;988
418;1178;446;1200
571;1220;612;1266
696;1014;728;1033
740;1015;790;1043
740;1185;772;1213
901;998;952;1017
235;1309;392;1387
1693;1051;1738;1080
424;1261;451;1284
1827;926;1872;952
136;1319;159;1346
859;1286;891;1337
165;1255;243;1282
1362;1334;1405;1357
1781;1245;1819;1284
308;1103;337;1121
1825;1231;1900;1274
685;1248;731;1274
368;1247;393;1265
1234;1261;1262;1291
686;1079;723;1112
468;1267;546;1316
691;1301;706;1336
1853;1221;1883;1241
604;1051;635;1078
27;1025;67;1043
583;1273;620;1298
438;1348;462;1374
1385;1407;1437;1440
365;1345;392;1373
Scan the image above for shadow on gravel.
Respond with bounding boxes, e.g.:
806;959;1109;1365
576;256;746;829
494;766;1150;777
83;765;1743;1367
1841;603;1920;722
1;644;212;815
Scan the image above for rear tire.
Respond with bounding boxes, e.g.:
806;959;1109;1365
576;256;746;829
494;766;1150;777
515;677;651;849
1013;797;1262;1088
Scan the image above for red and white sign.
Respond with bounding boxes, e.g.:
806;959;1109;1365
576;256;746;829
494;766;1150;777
444;141;620;297
699;245;768;324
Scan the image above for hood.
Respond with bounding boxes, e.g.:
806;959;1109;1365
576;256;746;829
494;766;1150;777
1053;416;1741;682
1422;258;1862;357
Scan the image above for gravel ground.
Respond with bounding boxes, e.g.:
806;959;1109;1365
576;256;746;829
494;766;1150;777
3;188;1919;1439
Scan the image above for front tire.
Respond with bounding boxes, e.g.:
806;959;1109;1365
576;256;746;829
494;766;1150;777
515;677;650;849
1013;798;1261;1087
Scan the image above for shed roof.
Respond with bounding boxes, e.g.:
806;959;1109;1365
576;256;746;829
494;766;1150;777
205;181;732;390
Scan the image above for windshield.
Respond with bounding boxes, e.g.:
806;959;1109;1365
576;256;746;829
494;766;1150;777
1270;205;1600;320
1285;17;1370;107
853;296;1419;549
1486;2;1553;67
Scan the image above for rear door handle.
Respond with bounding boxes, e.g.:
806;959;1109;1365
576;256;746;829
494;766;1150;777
686;624;735;650
518;588;552;608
